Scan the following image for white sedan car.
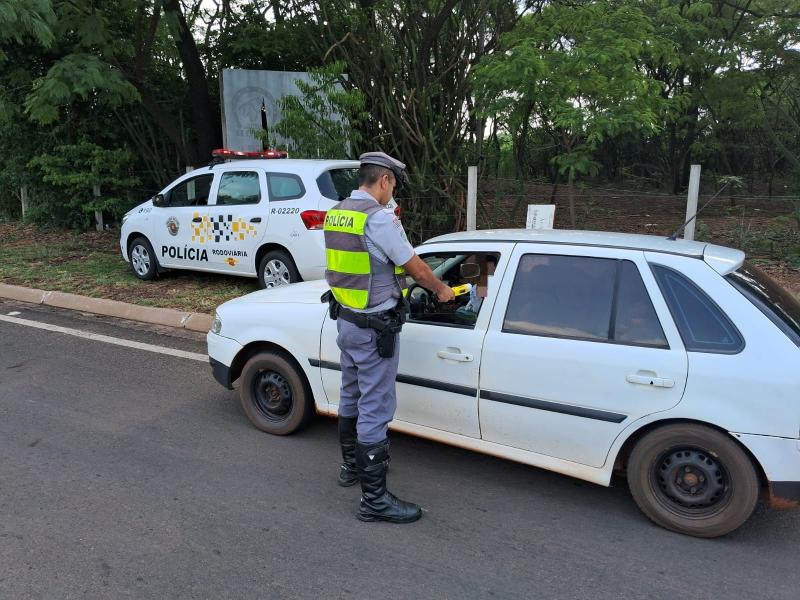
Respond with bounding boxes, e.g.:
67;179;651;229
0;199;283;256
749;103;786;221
207;229;800;537
120;154;363;288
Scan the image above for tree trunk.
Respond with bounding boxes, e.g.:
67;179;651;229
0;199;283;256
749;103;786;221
568;173;577;228
163;0;221;166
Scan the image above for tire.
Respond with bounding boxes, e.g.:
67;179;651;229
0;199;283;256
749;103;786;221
238;351;313;435
627;423;759;538
257;250;301;289
128;236;159;281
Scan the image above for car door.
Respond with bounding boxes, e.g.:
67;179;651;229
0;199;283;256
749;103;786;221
206;168;269;274
319;243;514;438
479;244;688;468
156;172;215;269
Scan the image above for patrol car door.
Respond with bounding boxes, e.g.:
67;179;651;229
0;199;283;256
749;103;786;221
206;168;268;274
391;245;513;438
478;244;688;468
156;172;215;270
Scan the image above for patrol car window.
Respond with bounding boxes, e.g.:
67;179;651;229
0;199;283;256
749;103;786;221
166;174;214;208
651;264;744;353
267;173;305;201
216;171;261;206
409;252;500;329
317;168;359;201
504;255;616;341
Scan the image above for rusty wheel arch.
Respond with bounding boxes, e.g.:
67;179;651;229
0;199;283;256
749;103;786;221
612;418;769;491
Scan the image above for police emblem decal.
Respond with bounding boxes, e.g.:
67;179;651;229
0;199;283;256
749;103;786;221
166;217;180;236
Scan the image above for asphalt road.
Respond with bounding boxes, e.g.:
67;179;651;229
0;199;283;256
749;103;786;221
1;300;799;600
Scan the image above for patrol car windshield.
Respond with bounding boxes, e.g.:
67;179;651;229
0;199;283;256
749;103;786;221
317;168;359;201
727;262;800;348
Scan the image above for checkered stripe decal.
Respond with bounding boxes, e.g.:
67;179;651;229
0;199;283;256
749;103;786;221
191;212;259;243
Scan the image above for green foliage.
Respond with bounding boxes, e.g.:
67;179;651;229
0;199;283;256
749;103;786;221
27;141;140;227
0;0;55;60
273;62;366;159
476;1;665;183
25;53;139;124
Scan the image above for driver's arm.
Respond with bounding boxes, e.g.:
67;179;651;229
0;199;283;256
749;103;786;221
403;255;454;302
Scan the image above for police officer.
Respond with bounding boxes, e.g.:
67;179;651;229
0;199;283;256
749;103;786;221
323;151;455;523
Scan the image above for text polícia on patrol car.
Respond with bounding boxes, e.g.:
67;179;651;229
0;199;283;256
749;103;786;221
161;246;209;261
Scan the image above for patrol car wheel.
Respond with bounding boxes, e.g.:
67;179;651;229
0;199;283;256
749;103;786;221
239;351;313;435
258;250;300;289
129;237;158;280
627;424;759;538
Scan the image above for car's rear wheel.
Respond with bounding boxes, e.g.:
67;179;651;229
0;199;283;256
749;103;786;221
258;250;300;289
129;236;158;280
627;423;759;538
238;351;313;435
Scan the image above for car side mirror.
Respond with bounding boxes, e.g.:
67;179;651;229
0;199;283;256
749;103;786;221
460;263;481;279
152;193;166;208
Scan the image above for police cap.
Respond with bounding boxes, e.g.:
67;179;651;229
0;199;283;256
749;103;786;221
359;152;408;188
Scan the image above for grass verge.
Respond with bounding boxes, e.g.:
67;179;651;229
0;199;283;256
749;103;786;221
0;224;258;313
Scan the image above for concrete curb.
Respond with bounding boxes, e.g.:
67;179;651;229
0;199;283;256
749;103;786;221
0;283;214;333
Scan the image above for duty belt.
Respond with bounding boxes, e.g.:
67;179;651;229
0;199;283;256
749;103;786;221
338;307;396;331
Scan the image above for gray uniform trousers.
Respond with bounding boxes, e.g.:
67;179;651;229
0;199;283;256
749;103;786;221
336;319;401;444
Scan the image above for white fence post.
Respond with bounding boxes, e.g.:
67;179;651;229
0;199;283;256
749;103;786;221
684;164;701;240
93;183;104;232
20;186;28;219
466;166;477;231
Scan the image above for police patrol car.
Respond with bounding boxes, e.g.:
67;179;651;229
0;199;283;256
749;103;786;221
120;149;384;288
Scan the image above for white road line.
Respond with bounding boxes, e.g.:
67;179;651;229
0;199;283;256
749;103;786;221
7;311;21;316
0;314;207;362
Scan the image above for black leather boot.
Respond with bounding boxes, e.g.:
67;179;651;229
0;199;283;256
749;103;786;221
355;439;421;523
337;416;359;487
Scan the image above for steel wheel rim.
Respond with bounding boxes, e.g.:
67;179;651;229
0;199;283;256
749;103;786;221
131;245;151;276
650;446;731;518
251;370;293;422
263;259;290;288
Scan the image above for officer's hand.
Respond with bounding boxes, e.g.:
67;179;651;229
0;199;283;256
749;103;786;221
436;284;456;303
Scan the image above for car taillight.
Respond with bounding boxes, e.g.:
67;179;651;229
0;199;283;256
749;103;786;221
301;210;326;230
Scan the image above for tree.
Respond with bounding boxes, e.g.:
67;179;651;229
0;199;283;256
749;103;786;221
476;1;665;226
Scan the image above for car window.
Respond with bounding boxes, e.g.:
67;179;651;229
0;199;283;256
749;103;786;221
166;174;214;207
216;171;261;206
503;255;616;340
614;261;668;347
317;168;359;201
267;173;305;201
651;264;744;353
503;255;668;348
727;262;800;348
409;252;501;328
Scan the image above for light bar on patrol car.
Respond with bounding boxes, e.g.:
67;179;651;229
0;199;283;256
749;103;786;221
211;148;288;160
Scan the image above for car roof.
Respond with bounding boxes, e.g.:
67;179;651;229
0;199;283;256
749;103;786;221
424;229;745;274
208;158;359;174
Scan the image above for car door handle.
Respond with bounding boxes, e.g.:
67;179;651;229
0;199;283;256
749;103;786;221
436;349;473;362
250;217;262;223
626;372;675;388
192;217;202;223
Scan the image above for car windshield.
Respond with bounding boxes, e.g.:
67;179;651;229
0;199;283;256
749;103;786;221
727;262;800;348
317;168;359;201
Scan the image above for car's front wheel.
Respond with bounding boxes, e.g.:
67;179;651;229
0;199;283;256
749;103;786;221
258;250;301;289
128;236;158;280
238;351;313;435
627;423;760;538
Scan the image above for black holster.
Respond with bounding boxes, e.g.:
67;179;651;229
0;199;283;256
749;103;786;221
321;290;340;320
337;301;409;359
